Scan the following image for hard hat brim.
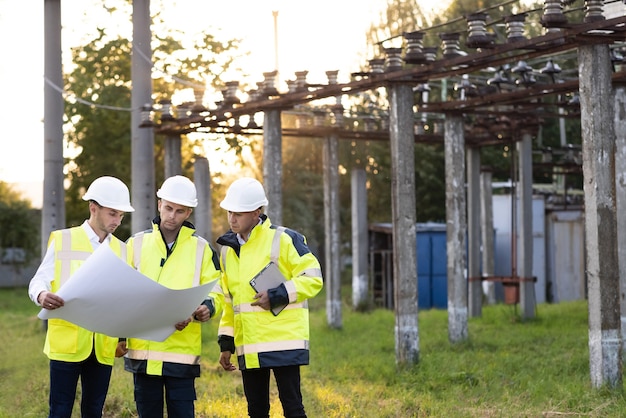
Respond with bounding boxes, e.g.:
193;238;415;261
156;193;198;208
219;199;267;212
82;196;135;212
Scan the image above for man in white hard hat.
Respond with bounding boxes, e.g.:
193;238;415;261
216;177;323;418
28;175;134;418
123;175;222;418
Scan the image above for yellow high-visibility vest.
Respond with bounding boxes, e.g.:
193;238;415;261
43;227;127;365
125;222;221;376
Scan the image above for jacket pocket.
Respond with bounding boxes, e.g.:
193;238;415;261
48;320;79;354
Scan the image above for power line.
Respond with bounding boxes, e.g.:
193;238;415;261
44;76;134;111
134;46;207;90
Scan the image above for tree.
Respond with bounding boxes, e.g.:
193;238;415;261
365;0;432;54
0;182;39;266
282;133;326;257
64;32;134;237
62;2;242;240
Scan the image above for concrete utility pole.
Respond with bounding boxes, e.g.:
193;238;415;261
610;0;626;337
517;132;536;319
131;0;155;232
193;157;212;244
388;79;419;365
480;168;496;304
579;43;622;389
42;0;65;256
324;72;342;328
263;109;283;225
351;168;369;309
467;147;482;317
614;86;626;358
164;134;182;179
323;132;342;329
445;115;469;343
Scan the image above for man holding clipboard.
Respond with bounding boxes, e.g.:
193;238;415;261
216;177;323;418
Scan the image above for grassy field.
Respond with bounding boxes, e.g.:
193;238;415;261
1;286;626;417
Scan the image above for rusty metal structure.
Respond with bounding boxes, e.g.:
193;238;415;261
145;4;626;150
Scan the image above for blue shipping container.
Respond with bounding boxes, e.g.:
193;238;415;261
416;223;447;309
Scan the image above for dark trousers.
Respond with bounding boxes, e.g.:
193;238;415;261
133;373;196;418
48;353;113;418
241;365;306;418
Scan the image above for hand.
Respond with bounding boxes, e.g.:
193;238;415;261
175;318;191;331
38;290;64;310
251;290;270;310
192;305;211;322
219;351;237;371
115;341;128;357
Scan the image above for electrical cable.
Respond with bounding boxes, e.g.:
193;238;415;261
134;45;207;90
43;76;134;111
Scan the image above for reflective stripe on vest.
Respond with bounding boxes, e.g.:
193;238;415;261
301;267;323;277
134;231;204;286
57;229;91;285
126;349;201;365
234;300;307;314
220;244;228;270
56;230;127;286
218;325;234;336
235;339;309;357
271;226;285;263
192;238;204;286
132;233;144;270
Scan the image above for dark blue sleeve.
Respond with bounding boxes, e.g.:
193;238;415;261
268;283;289;308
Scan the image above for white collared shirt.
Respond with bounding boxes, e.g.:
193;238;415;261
236;218;262;245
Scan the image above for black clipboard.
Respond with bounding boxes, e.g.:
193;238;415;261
249;261;287;316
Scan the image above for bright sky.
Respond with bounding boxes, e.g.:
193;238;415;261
0;0;447;204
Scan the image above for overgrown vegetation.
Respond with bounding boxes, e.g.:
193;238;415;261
0;182;39;265
2;287;625;417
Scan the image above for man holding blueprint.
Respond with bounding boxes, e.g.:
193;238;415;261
123;175;223;418
28;176;135;418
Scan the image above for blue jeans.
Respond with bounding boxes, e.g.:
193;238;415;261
133;373;196;418
241;366;306;418
48;352;112;418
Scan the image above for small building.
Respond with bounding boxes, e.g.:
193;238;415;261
369;222;447;310
368;195;585;309
492;193;585;304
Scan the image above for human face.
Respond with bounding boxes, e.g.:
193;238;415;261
227;209;260;240
89;202;125;241
158;199;192;235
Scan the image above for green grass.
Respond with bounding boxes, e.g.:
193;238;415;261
1;286;625;417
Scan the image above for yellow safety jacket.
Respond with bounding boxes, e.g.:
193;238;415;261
125;219;222;378
217;214;323;370
43;226;128;365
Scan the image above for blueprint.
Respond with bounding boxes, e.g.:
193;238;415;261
38;244;216;342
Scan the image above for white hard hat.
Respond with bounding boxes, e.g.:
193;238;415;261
156;175;198;207
220;177;268;212
82;176;135;212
